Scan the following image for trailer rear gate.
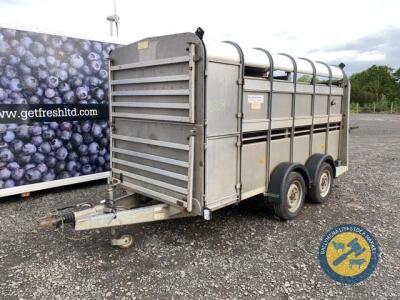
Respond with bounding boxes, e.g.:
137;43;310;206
109;34;204;213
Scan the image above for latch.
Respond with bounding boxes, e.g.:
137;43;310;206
110;121;116;133
187;129;197;141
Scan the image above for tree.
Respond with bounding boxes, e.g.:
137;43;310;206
297;74;313;83
350;65;400;104
393;68;400;84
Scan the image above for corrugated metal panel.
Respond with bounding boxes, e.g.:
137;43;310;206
109;43;196;211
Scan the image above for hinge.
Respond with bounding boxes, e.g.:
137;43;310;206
236;113;243;119
111;122;116;133
187;129;196;141
236;141;242;147
193;55;202;62
237;78;244;85
112;172;123;183
176;200;185;207
235;183;242;190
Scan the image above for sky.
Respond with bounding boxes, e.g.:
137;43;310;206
0;0;399;74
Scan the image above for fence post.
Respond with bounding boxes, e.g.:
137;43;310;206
356;103;359;113
390;102;393;113
373;103;376;113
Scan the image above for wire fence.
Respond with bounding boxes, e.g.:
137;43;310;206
350;102;398;114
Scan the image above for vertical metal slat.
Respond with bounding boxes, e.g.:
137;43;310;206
108;59;114;180
254;48;274;192
188;43;196;123
186;135;195;212
279;53;297;163
317;61;333;155
224;40;244;203
299;57;316;156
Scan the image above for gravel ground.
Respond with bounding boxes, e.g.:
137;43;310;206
0;113;399;300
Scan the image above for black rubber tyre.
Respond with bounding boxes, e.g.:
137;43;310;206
274;171;306;220
308;162;334;203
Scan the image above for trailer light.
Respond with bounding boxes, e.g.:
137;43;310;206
203;208;212;221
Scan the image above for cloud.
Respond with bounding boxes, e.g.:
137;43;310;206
356;51;386;62
0;0;29;5
307;27;400;74
0;0;399;76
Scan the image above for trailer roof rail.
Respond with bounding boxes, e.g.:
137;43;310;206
204;40;345;80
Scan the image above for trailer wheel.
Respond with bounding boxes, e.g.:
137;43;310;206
308;162;333;203
274;171;305;220
114;234;134;249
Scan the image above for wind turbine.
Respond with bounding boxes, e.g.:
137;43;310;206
106;0;120;37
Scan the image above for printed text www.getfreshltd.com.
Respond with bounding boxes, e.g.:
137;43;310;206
0;107;98;121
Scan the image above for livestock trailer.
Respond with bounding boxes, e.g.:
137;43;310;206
39;30;350;248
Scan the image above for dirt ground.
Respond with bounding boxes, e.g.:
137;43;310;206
0;113;399;299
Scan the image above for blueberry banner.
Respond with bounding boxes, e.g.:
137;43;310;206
0;27;120;189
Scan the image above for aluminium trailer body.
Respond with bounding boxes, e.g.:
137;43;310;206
39;31;349;248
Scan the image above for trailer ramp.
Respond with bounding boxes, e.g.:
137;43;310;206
109;39;197;212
